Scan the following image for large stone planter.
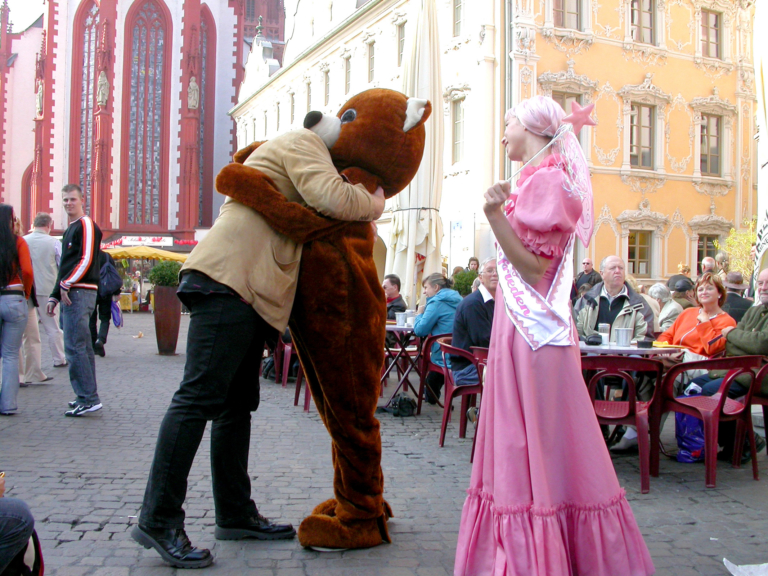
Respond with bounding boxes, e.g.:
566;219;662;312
153;285;181;355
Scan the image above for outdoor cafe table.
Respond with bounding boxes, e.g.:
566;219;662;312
579;341;685;356
382;324;422;407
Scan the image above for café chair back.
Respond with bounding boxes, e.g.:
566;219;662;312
656;355;763;488
293;363;310;411
748;362;768;442
416;333;450;414
469;347;489;463
580;355;664;494
437;337;483;450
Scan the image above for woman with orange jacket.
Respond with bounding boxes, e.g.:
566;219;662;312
0;204;34;415
657;272;735;358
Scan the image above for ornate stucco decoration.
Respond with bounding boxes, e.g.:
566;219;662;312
622;43;667;66
303;72;312;85
620;172;666;196
621;0;668;64
444;35;472;53
540;26;594;56
688;204;733;236
664;94;694;174
691;179;732;200
666;0;694;52
689;87;738;118
663;209;693;240
361;30;376;45
692;0;737;77
443;83;471;117
514;26;536;62
444;168;471;178
391;11;407;27
339;48;352;61
537;59;598;101
591;81;623;166
443;84;471;103
187;76;199;110
618;73;672;108
319;61;330;72
593;0;624;40
616;199;669;234
593;204;620;238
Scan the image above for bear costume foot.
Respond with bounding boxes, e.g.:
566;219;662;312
298;514;390;551
311;498;394;520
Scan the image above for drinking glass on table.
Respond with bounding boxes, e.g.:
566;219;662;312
598;323;610;345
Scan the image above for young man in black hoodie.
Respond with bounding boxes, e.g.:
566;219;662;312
46;184;103;417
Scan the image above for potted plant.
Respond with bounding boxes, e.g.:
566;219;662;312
452;270;478;297
147;260;183;355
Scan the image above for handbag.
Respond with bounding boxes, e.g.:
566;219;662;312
110;300;123;328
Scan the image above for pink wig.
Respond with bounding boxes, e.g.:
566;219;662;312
508;96;566;138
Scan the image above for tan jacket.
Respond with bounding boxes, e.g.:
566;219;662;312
182;129;379;331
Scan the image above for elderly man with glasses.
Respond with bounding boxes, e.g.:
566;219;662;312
571;257;602;303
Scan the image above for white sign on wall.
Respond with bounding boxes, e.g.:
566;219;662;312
121;236;174;247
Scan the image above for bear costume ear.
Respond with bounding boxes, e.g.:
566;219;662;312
404;98;431;132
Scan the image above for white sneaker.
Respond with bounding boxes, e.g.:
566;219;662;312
65;403;103;417
610;435;639;453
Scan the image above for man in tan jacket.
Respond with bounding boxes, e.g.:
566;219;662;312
132;124;385;569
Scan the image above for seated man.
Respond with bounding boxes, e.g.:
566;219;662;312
451;257;497;386
722;271;752;323
574;255;653;342
672;278;696;310
383;274;407;320
687;267;768;460
571;257;602;303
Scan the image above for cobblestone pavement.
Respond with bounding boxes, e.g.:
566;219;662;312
1;313;767;575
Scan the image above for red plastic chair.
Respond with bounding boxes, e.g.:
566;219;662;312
580;355;664;494
654;355;763;488
280;340;301;388
468;347;489;463
437;337;483;448
748;362;768;440
293;364;310;412
415;333;450;414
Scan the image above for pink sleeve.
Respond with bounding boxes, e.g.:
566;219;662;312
508;166;583;259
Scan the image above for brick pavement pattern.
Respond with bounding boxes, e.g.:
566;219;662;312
1;313;767;575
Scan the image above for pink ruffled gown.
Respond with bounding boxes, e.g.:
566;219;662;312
454;156;654;576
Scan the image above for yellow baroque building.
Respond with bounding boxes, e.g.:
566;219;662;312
511;0;758;281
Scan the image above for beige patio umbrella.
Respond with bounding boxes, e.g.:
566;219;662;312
755;1;767;282
386;0;444;309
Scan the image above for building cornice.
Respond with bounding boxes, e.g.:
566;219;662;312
230;0;394;116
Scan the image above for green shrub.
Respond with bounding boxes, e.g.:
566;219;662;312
147;260;182;287
453;270;477;297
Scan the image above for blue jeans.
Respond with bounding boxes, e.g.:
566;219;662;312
0;294;29;413
452;363;479;386
0;498;34;573
691;374;748;399
61;289;99;405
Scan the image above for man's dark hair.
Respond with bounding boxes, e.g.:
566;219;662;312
61;184;83;198
33;212;53;228
384;274;401;291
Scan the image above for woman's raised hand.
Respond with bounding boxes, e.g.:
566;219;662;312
483;181;512;217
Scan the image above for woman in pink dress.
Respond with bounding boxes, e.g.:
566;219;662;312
454;96;654;576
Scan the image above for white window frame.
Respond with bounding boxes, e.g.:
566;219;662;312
693;1;735;66
623;0;666;49
616;199;668;279
443;84;470;166
690;89;737;182
618;74;671;176
543;0;592;35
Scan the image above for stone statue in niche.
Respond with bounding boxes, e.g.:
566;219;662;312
187;76;200;110
97;71;109;107
35;81;43;117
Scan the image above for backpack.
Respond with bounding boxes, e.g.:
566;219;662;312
375;393;417;417
0;529;44;576
99;256;123;299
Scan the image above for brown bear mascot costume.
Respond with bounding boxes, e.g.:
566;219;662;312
216;89;431;551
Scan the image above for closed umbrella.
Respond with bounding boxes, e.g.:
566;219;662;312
386;0;443;309
755;1;767;283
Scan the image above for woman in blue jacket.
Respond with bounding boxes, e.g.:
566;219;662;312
413;273;463;404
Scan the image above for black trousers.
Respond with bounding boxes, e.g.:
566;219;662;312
89;296;112;344
139;293;276;529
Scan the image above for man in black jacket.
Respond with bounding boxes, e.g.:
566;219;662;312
46;184;103;417
383;274;407;320
451;257;497;386
722;271;752;323
571;257;602;302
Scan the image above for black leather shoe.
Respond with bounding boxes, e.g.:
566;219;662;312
131;525;213;568
215;512;296;541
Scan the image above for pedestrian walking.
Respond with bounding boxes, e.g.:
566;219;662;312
45;184;103;417
0;204;34;415
24;212;67;369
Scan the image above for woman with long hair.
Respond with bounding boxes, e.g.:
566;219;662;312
0;204;34;415
454;97;653;575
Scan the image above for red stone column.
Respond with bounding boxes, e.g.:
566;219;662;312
175;0;202;237
90;12;116;234
29;31;47;216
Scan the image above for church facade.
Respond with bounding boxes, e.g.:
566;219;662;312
0;0;285;244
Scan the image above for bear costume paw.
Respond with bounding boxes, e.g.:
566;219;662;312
311;498;394;521
298;514;390;551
